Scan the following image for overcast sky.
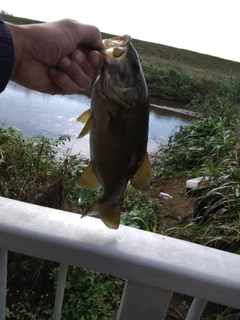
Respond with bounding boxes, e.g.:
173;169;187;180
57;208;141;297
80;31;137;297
2;0;240;62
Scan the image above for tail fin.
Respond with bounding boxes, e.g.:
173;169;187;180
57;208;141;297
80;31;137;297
81;200;121;230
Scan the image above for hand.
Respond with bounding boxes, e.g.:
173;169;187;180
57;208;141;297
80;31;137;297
6;19;104;94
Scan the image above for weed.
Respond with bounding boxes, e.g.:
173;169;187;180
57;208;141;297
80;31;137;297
155;116;240;254
48;266;124;320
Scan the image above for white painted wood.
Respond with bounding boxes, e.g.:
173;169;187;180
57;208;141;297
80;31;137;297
117;280;173;320
185;298;208;320
0;249;7;320
53;263;68;320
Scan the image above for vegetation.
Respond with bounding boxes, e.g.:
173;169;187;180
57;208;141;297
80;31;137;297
7;256;123;319
1;11;240;320
0;11;42;25
155;116;240;254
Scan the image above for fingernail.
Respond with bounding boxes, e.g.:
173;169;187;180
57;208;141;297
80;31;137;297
59;56;71;67
74;51;84;64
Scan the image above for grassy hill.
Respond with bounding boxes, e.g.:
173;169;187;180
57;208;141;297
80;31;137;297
132;38;240;76
2;12;240;77
0;12;42;25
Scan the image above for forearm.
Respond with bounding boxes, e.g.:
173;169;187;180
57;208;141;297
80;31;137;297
0;18;14;92
4;22;25;83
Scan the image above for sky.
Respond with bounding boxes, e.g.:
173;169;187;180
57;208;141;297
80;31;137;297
1;0;240;62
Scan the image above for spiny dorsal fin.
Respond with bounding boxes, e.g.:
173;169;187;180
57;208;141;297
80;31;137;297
76;109;91;123
130;152;151;191
76;162;100;190
77;112;93;138
81;201;121;229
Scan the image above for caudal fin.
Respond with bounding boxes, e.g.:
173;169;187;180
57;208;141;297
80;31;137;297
81;200;121;230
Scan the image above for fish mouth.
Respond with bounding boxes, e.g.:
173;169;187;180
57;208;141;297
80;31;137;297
101;35;131;59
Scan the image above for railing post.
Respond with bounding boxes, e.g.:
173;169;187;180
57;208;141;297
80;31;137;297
185;298;208;320
0;249;7;320
53;263;68;320
117;280;173;320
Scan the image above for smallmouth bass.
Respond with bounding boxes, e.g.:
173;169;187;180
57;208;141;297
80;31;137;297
76;35;151;229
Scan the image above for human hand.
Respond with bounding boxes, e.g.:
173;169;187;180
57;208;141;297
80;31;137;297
6;19;104;94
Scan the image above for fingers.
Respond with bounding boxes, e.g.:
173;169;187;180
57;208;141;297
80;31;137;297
71;22;104;50
48;49;103;94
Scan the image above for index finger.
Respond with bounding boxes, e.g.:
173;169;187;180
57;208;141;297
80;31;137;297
77;23;104;49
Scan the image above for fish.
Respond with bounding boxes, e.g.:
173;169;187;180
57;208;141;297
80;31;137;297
76;34;151;229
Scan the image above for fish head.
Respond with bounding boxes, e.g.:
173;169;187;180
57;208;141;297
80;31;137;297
100;35;148;108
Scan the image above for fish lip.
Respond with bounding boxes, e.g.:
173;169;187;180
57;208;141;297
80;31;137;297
100;35;131;59
102;34;131;49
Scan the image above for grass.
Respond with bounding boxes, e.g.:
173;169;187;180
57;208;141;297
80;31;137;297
0;12;42;25
154;116;240;254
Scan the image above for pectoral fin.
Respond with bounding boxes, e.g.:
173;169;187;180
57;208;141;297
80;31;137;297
130;152;151;191
77;109;93;138
77;162;100;190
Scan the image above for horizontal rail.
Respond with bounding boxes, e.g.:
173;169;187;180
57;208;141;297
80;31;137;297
0;196;240;310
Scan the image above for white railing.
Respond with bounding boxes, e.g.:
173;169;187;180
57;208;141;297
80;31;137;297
0;196;240;320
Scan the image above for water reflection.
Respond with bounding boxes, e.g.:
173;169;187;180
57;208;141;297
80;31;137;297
149;103;194;146
0;82;194;157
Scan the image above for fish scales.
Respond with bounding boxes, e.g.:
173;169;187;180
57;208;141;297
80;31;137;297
76;35;151;229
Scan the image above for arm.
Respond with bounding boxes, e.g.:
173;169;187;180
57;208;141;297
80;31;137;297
3;19;104;94
0;18;14;93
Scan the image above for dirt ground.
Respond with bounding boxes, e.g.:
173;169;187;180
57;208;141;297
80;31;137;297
150;177;196;229
155;178;194;215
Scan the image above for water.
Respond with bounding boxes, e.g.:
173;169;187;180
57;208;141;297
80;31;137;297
0;81;194;157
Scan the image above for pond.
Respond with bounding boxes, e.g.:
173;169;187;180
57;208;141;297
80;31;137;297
0;81;194;157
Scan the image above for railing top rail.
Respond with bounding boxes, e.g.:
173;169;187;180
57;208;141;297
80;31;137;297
0;196;240;309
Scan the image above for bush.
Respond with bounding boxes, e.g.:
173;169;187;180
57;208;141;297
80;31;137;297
155;117;238;178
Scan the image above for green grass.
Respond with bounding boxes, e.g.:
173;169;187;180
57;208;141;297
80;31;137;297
0;12;42;25
154;116;240;254
133;38;240;76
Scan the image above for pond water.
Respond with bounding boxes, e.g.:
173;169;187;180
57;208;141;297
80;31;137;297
0;81;194;157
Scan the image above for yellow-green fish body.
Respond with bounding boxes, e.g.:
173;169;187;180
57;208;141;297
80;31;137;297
77;35;151;229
